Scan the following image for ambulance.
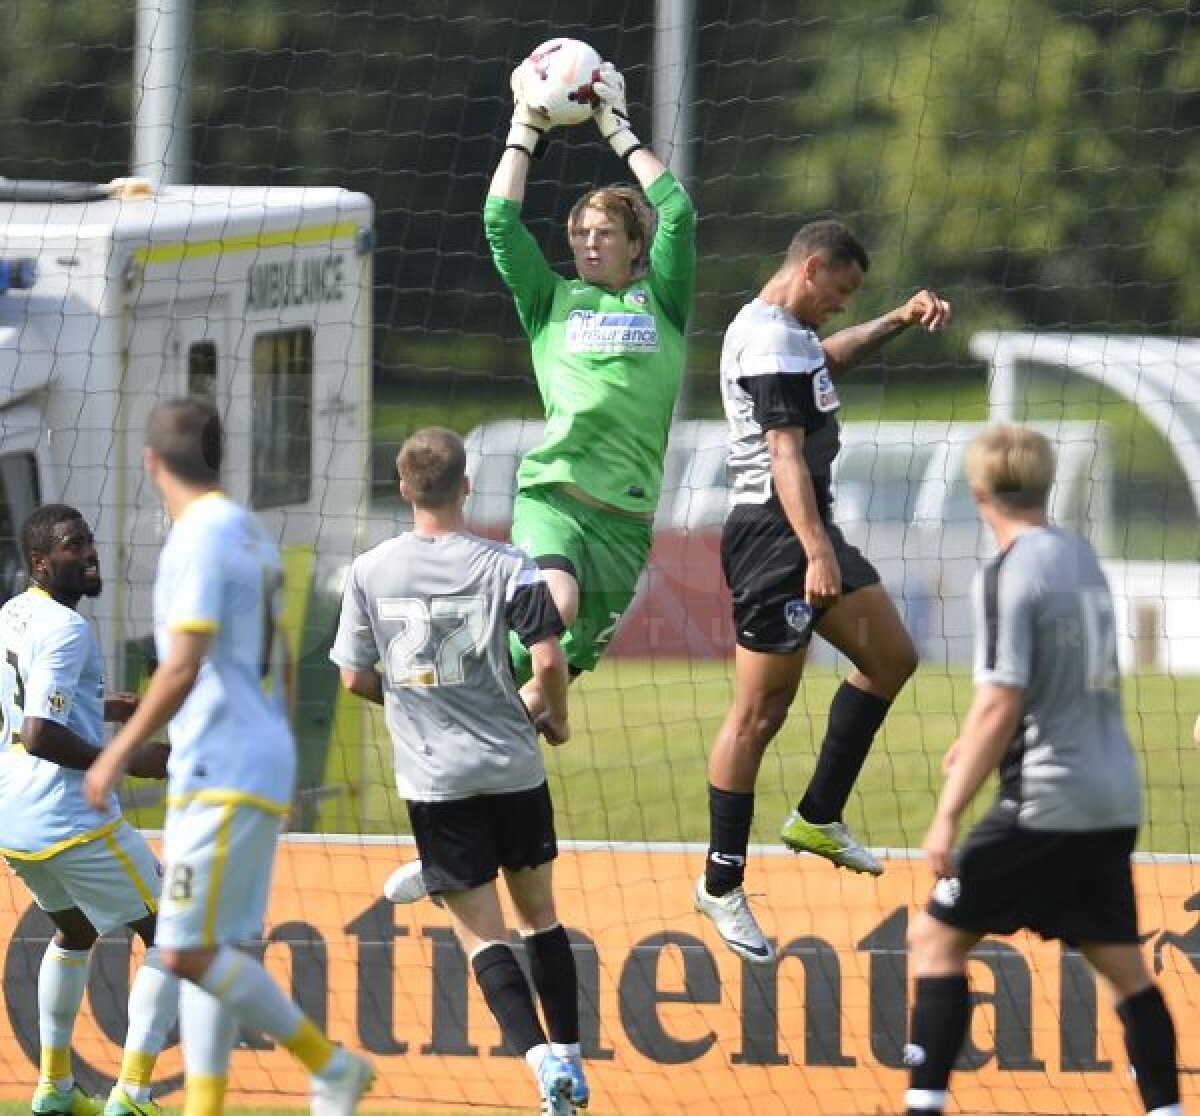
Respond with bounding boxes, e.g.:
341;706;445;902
0;177;374;825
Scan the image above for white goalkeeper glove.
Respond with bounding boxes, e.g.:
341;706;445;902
506;60;551;157
593;62;642;159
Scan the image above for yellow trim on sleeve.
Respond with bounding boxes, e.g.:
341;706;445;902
168;619;220;634
103;825;159;913
0;817;123;861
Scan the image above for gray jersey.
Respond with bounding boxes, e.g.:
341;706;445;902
974;526;1141;831
330;531;563;802
719;297;842;506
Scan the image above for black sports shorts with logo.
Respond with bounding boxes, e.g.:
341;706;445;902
406;781;558;895
926;802;1139;946
721;483;881;654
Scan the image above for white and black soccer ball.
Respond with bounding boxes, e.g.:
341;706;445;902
523;38;603;127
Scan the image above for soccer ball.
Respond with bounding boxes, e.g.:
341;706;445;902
523;38;604;127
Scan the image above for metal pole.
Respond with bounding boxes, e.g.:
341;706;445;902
653;0;693;189
133;0;192;184
654;0;693;416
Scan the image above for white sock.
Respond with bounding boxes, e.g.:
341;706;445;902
197;946;304;1041
180;981;238;1078
550;1041;582;1062
38;944;91;1090
116;948;181;1100
524;1041;551;1075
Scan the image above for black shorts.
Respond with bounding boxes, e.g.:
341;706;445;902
406;782;557;896
721;497;881;653
926;805;1140;946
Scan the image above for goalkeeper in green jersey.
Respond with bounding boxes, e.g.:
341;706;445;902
484;56;696;717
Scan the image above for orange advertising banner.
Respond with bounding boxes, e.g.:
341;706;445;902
1;840;1197;1115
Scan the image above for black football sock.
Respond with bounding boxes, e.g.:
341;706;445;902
904;974;970;1116
799;682;891;824
704;785;755;896
1116;984;1181;1113
472;943;547;1055
526;924;579;1045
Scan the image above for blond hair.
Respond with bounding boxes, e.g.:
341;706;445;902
568;185;656;275
965;424;1056;511
397;427;466;510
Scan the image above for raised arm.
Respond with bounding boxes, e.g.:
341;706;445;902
822;289;952;377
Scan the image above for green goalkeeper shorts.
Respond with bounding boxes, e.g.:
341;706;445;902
509;485;653;682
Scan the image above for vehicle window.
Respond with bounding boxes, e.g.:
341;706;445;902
188;340;217;402
0;453;39;604
834;443;935;524
251;328;312;510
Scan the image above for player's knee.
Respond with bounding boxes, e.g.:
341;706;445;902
736;694;791;748
157;947;215;982
906;912;964;976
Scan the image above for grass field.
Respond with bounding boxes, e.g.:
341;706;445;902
357;661;1200;854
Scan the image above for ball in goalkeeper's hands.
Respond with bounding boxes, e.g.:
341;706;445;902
521;38;603;127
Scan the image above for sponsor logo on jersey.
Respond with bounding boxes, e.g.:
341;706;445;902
785;599;813;635
565;310;659;353
813;367;840;412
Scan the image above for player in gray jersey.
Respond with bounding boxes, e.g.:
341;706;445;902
331;428;588;1116
697;219;950;964
903;425;1181;1116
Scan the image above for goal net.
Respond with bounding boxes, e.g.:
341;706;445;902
0;3;1197;1114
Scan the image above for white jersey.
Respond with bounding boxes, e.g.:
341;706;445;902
154;492;295;811
720;298;842;506
0;588;119;857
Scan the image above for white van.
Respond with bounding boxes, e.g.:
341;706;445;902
462;416;1114;666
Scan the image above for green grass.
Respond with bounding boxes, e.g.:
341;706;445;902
356;662;1200;854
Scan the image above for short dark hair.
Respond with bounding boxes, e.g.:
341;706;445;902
146;398;222;485
21;503;85;572
786;219;870;273
397;427;466;510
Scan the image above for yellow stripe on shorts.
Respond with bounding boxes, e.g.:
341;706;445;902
204;804;237;948
103;828;158;913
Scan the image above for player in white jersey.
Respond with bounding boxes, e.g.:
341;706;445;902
696;220;951;965
332;428;586;1116
903;426;1181;1116
0;504;178;1116
83;399;373;1116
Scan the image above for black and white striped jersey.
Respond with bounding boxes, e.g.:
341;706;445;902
719;298;841;507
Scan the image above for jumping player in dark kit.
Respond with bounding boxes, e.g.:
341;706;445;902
696;218;951;963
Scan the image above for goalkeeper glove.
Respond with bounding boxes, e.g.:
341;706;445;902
506;60;550;157
593;62;643;159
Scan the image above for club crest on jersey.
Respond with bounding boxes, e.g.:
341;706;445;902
565;309;659;353
813;367;840;413
47;691;68;714
785;599;813;634
626;288;648;306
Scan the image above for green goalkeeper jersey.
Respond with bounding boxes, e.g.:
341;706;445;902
484;171;696;514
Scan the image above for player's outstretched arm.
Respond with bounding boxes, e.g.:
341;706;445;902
821;289;952;377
